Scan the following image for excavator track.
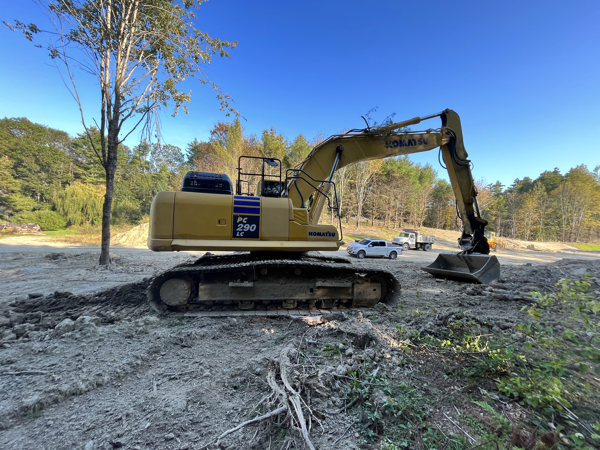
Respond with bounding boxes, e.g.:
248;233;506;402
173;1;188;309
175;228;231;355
148;252;399;313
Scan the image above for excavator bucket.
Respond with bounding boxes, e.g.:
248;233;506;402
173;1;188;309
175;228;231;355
422;253;500;284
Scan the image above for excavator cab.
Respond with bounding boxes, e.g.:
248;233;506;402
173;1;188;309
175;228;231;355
236;155;284;197
236;155;281;196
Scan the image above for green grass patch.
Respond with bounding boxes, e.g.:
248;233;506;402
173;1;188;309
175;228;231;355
573;243;600;251
45;224;133;245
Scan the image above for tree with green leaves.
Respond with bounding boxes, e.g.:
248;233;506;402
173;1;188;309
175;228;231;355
426;179;454;229
0;117;74;221
557;165;600;242
209;119;248;180
10;0;237;264
284;134;312;169
53;181;104;225
0;156;20;220
261;128;287;163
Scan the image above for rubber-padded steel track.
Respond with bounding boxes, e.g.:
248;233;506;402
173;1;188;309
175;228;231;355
148;252;399;313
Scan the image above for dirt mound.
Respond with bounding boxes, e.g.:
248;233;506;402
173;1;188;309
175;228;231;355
112;222;149;248
502;237;575;251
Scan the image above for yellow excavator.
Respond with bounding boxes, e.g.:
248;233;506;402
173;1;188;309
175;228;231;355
147;109;500;312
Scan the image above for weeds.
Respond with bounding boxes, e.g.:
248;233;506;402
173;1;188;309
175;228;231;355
344;366;434;446
393;274;599;448
498;275;599;446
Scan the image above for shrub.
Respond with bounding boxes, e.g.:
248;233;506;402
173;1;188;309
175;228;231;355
16;210;67;231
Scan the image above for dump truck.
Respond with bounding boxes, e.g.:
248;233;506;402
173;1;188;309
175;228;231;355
392;229;435;251
147;109;500;312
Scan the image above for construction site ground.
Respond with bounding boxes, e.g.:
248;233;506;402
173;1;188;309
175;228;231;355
0;227;598;449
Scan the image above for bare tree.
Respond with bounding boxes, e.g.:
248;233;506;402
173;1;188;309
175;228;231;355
349;160;383;229
9;0;236;264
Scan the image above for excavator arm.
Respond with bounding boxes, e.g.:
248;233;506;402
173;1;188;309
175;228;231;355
287;109;489;254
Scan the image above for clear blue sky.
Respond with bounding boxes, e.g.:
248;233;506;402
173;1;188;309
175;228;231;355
1;0;599;188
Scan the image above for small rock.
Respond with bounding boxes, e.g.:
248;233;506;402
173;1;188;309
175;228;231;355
53;318;76;336
84;440;95;450
364;348;376;360
141;316;160;326
164;433;175;441
13;323;36;338
75;316;101;327
2;330;17;341
571;267;588;278
22;394;42;409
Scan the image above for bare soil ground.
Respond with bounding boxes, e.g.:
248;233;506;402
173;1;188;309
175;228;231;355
0;227;598;449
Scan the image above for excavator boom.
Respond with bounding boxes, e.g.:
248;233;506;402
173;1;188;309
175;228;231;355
287;109;488;252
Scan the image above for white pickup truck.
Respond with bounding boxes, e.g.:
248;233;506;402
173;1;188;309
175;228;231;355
392;229;435;251
346;239;400;259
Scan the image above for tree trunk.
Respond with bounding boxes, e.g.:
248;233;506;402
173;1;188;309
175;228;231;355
99;179;113;265
99;125;119;265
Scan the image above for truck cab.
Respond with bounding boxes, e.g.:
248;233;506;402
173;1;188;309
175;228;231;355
392;229;435;251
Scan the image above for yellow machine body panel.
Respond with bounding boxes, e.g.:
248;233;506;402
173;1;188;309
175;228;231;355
173;191;232;240
148;191;341;252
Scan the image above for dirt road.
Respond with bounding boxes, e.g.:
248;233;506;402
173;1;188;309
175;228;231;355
0;235;598;449
1;234;596;303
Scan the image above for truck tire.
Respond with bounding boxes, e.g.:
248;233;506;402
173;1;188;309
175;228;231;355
403;243;409;251
424;243;431;251
389;251;397;260
357;250;366;259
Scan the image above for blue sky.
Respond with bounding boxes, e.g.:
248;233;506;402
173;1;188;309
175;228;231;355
1;0;599;188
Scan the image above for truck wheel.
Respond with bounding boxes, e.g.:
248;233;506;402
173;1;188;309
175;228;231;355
424;243;431;251
403;243;409;251
389;251;397;260
357;250;366;259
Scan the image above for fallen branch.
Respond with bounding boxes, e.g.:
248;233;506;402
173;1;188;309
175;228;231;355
206;344;318;449
443;412;476;444
280;345;315;450
216;406;287;442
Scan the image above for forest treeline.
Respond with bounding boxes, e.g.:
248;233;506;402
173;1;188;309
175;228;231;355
1;117;599;242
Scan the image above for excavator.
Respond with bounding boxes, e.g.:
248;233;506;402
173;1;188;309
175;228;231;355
147;109;500;312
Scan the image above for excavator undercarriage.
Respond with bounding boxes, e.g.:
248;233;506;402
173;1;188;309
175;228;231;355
148;252;399;313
